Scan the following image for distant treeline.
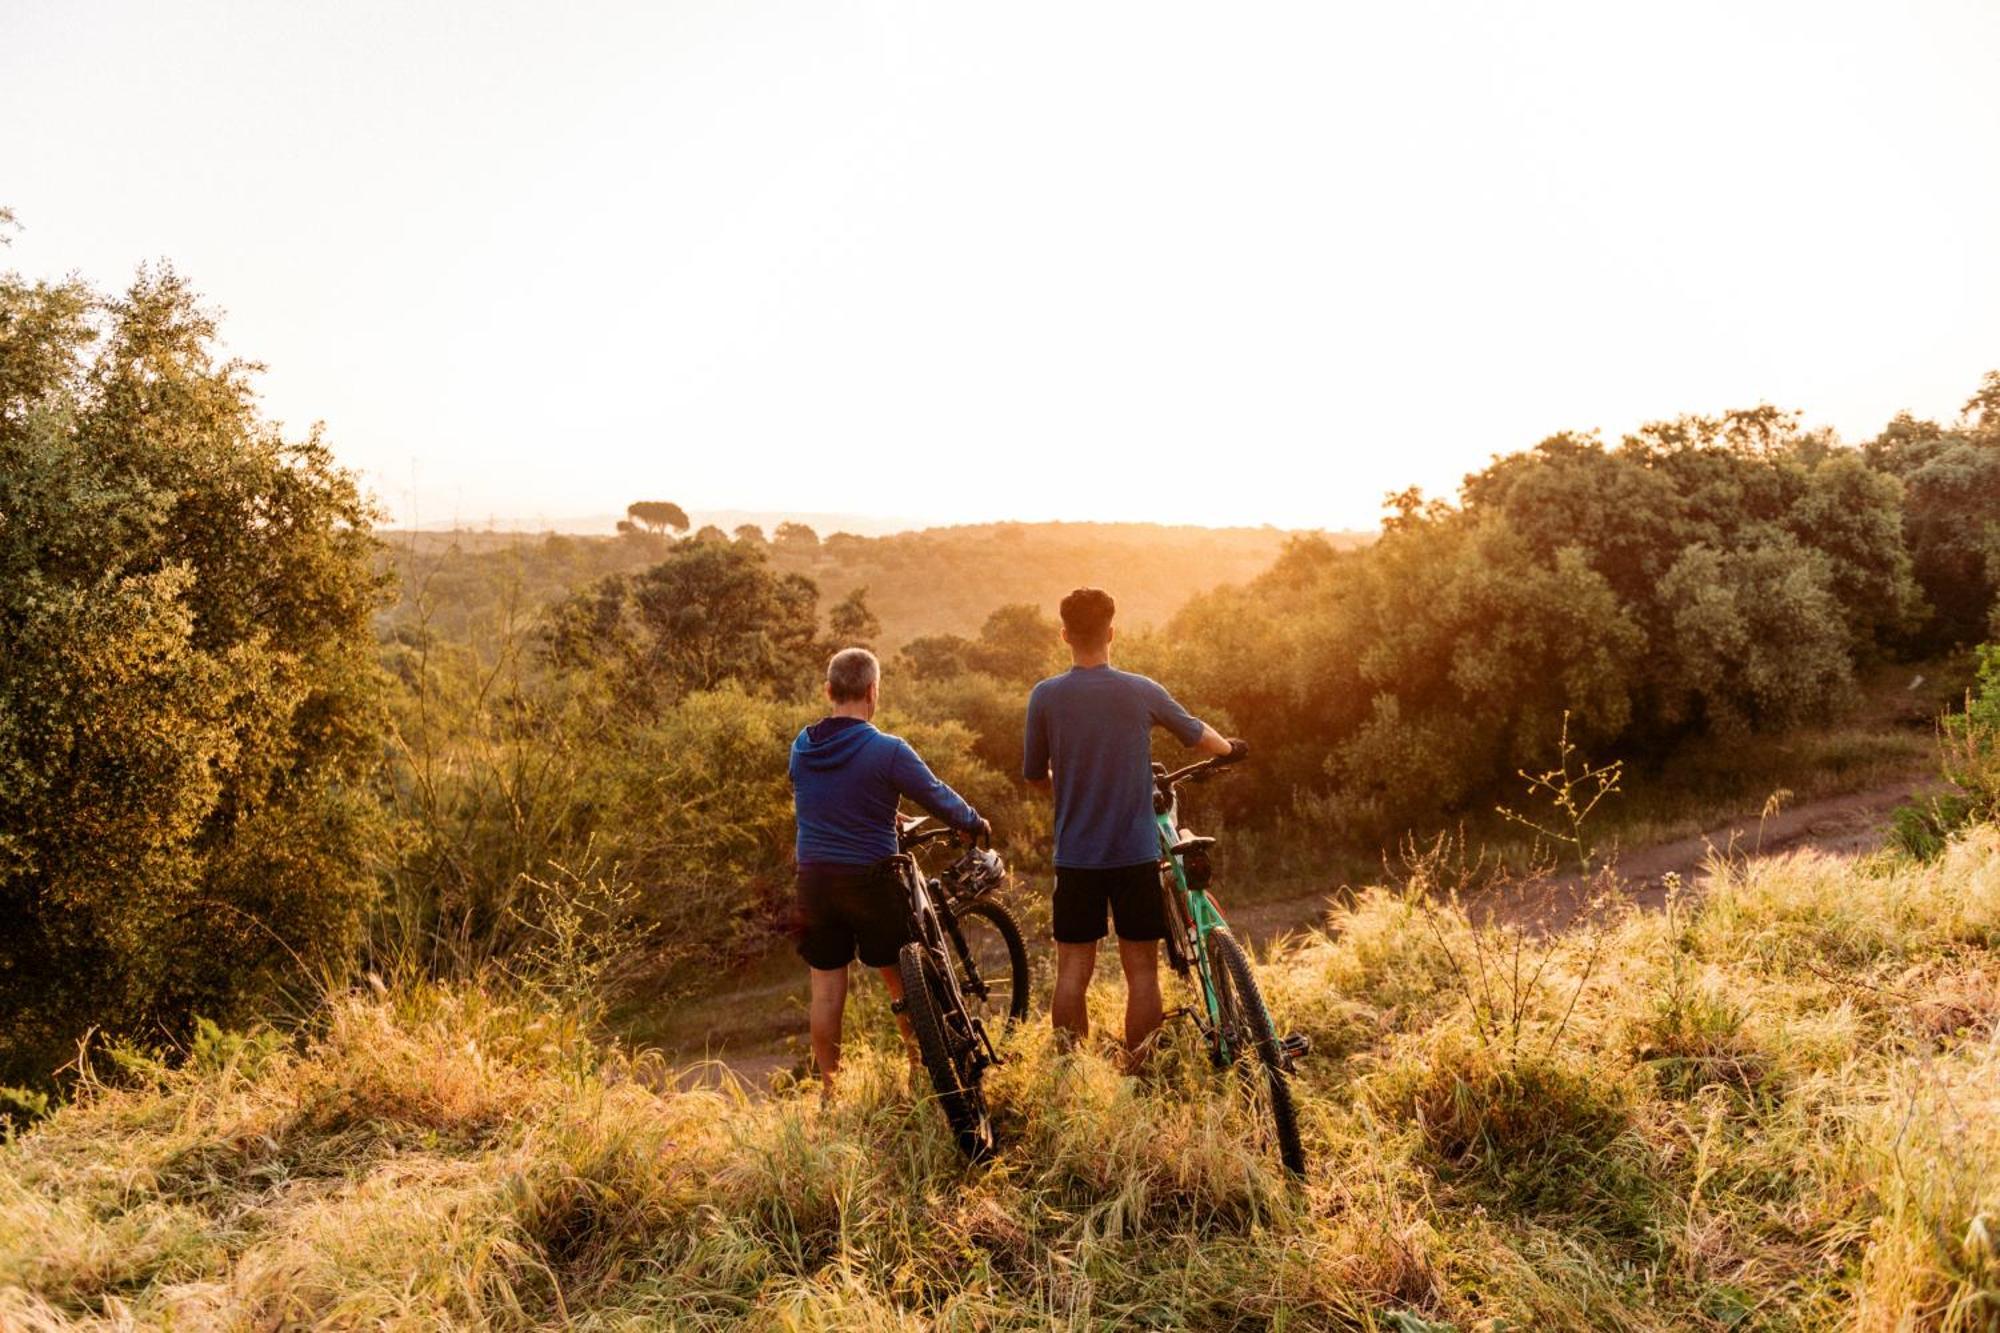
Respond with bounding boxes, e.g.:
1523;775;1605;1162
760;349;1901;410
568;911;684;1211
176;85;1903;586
378;519;1347;653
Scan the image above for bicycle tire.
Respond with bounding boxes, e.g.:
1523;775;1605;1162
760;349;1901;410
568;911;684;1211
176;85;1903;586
1160;871;1191;975
897;943;995;1162
1207;928;1306;1177
949;898;1031;1026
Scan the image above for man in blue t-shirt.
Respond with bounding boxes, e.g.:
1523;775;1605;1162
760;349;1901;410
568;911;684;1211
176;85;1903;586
1023;587;1240;1060
790;647;990;1093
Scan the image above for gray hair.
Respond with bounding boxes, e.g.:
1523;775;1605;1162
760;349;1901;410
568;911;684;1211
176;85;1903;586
826;647;880;702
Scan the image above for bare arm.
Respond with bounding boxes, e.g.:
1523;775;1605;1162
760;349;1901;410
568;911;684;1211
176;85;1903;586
1193;723;1234;758
1022;687;1052;794
1150;679;1233;760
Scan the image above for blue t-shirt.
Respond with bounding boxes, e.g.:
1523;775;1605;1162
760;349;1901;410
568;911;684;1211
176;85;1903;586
1022;665;1208;869
790;717;982;865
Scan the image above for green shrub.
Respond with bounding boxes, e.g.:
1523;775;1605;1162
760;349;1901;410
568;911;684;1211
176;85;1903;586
0;265;386;1089
1894;644;2000;860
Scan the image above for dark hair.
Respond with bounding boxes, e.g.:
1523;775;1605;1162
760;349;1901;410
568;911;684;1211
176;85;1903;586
826;647;879;702
1059;587;1116;650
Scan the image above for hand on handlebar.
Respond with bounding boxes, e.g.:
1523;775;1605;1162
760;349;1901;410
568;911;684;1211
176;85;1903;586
958;817;992;848
1226;738;1249;763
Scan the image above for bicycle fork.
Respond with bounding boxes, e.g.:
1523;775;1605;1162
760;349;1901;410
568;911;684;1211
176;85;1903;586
934;938;1006;1072
940;908;991;1005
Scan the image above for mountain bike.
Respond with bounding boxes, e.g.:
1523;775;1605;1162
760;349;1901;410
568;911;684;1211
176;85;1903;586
1154;751;1310;1176
891;816;1030;1161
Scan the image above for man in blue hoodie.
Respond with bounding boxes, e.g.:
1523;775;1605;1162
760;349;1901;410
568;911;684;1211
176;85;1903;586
790;646;990;1092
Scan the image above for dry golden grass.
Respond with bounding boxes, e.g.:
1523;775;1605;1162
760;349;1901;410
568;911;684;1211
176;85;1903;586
5;830;2000;1328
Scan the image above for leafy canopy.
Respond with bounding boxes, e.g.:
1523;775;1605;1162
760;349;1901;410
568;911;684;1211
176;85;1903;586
0;261;386;1087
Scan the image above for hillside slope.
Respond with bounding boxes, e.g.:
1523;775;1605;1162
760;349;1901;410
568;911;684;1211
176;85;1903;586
5;832;1998;1328
379;521;1362;652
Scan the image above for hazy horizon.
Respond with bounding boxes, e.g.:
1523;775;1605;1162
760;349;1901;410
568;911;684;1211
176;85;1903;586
377;507;1358;539
383;506;930;541
6;0;1998;532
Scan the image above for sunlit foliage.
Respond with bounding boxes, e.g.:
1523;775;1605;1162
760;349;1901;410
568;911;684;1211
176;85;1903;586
1163;403;1975;836
0;264;386;1087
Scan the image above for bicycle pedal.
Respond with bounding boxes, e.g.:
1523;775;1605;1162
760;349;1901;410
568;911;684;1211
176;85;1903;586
1278;1032;1312;1067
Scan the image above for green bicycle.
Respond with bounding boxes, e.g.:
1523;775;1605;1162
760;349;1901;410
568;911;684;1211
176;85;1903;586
1153;749;1309;1177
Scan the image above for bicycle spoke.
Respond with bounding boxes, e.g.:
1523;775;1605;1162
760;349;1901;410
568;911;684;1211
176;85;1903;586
957;922;1014;1023
947;899;1031;1028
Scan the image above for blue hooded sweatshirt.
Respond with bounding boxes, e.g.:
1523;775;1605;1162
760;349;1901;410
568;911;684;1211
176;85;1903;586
789;717;982;865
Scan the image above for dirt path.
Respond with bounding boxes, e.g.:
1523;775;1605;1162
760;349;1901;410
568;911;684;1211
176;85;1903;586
1487;771;1937;931
668;770;1939;1093
1229;769;1939;942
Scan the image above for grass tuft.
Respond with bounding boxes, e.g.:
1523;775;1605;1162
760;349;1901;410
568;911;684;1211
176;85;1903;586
1369;1022;1655;1241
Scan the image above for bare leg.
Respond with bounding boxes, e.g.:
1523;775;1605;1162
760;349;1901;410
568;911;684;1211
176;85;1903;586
1118;938;1164;1063
1051;941;1098;1047
807;965;849;1093
877;963;917;1061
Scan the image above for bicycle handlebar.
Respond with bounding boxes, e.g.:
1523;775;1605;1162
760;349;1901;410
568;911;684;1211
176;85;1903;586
898;821;991;853
1155;743;1250;793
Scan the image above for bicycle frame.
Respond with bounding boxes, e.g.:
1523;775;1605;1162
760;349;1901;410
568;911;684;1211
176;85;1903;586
895;856;964;999
1155;784;1235;1058
1150;751;1311;1176
893;850;1001;1069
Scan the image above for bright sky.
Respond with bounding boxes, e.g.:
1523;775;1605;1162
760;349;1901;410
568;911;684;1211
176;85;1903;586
5;1;1998;532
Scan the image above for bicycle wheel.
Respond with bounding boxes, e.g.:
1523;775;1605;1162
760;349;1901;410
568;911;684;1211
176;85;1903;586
897;943;995;1162
1207;928;1306;1177
1160;871;1192;976
946;898;1031;1027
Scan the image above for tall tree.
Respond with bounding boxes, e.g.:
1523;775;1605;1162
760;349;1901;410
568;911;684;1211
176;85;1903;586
828;586;882;648
0;262;387;1087
1866;386;2000;645
544;540;822;708
968;603;1061;683
774;521;819;549
1657;539;1852;731
897;633;973;682
626;500;690;535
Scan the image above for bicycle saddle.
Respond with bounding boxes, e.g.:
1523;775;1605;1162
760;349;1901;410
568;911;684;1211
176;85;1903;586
1170;835;1216;857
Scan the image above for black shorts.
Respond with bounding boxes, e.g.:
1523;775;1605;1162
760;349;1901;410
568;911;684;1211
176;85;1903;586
1052;861;1168;944
794;863;913;970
